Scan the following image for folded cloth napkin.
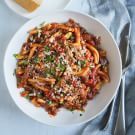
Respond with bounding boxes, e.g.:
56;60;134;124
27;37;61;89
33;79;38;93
67;0;135;134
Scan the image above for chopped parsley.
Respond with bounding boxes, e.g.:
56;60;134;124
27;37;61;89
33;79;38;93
25;95;30;100
50;68;56;76
47;100;52;105
44;45;50;52
56;76;61;82
69;108;74;112
20;60;29;66
44;68;56;77
45;55;54;63
53;51;58;56
37;93;43;98
59;100;64;105
13;54;22;59
39;21;46;28
44;68;51;77
89;63;95;68
33;57;40;64
65;32;72;39
70;35;75;40
58;63;66;72
78;60;86;68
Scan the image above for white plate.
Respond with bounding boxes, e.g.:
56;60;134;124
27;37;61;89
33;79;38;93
5;0;72;19
4;10;122;126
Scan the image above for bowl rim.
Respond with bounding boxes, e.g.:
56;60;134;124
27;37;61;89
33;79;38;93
3;10;122;127
4;0;73;19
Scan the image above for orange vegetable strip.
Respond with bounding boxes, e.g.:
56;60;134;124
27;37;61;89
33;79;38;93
86;43;99;64
28;46;37;59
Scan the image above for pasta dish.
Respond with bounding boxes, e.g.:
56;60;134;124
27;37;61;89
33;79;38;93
14;19;110;116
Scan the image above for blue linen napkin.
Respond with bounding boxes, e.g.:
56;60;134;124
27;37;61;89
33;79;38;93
67;0;135;134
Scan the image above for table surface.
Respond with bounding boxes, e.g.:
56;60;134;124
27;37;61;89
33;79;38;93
0;1;87;135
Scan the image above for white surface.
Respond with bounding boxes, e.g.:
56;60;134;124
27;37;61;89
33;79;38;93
5;0;72;18
4;10;122;126
0;1;86;135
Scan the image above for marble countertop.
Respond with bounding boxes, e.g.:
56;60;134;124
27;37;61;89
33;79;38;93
0;1;86;135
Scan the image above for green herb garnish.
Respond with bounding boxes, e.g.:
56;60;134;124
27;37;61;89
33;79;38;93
25;95;30;100
70;35;75;40
44;68;51;77
56;76;61;82
53;51;58;56
33;57;40;64
45;55;54;62
21;60;29;66
13;53;19;58
65;32;72;39
78;60;86;68
69;108;74;112
37;93;43;98
50;68;56;76
13;54;22;59
58;63;66;72
44;45;50;52
89;63;95;68
39;21;46;27
47;100;52;105
44;68;55;77
22;60;29;65
60;101;64;105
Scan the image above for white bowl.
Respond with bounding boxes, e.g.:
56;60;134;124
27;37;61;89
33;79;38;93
4;10;122;126
5;0;72;19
